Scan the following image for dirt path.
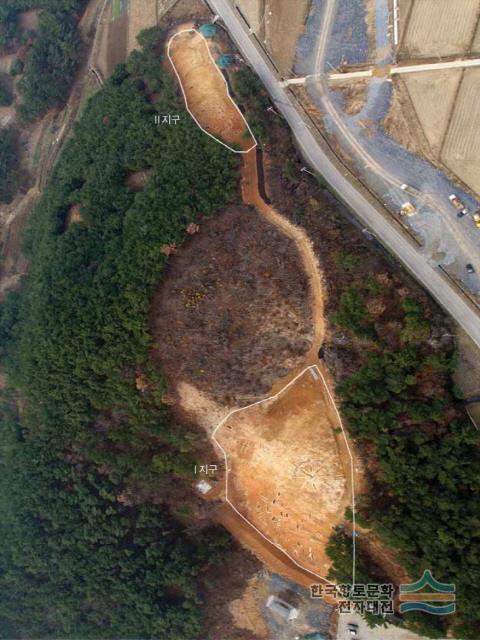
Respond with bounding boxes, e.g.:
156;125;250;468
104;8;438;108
242;149;325;363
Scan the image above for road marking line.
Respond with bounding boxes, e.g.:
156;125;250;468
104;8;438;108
211;364;357;588
167;28;258;154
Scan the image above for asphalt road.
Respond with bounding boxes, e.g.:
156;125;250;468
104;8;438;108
207;0;480;349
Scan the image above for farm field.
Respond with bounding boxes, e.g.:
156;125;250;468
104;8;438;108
441;67;480;196
473;16;480;52
236;0;311;74
398;0;413;43
403;69;463;156
96;0;128;79
264;0;310;74
127;0;157;54
399;0;480;58
385;1;480;197
112;0;127;20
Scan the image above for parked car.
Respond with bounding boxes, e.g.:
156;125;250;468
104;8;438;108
347;623;359;637
466;264;475;274
457;209;467;218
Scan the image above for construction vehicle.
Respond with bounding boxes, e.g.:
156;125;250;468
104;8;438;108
449;194;466;211
473;213;480;229
400;202;416;216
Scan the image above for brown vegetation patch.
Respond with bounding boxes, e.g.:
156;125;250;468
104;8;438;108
201;543;265;640
18;9;39;32
151;205;314;405
383;76;435;164
66;203;82;227
333;80;369;116
229;576;269;639
125;169;151;190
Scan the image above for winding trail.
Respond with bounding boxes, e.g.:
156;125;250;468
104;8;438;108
241;148;325;359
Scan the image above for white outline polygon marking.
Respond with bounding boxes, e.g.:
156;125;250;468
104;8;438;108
167;28;258;154
212;364;356;590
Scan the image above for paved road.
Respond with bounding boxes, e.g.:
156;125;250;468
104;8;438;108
207;0;480;349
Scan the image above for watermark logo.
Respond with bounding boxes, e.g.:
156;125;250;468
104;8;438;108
399;570;456;615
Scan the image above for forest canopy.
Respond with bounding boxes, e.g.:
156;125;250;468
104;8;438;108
0;126;21;203
0;32;238;639
0;0;87;120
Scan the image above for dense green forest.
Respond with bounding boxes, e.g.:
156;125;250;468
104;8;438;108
0;31;239;638
0;126;21;202
0;0;86;120
332;284;480;637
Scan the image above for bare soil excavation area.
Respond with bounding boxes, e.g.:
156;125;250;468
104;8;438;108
168;28;256;151
216;367;352;579
152;27;357;587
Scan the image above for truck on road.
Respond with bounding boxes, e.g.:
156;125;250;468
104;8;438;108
400;202;416;216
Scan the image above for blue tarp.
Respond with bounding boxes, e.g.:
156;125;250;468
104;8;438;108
199;23;217;38
217;54;234;68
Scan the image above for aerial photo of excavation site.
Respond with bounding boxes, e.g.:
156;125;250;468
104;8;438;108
0;1;479;639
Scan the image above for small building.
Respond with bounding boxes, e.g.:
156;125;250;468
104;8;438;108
195;480;213;495
266;595;299;621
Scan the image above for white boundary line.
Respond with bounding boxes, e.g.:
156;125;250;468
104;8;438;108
393;0;400;47
167;28;258;154
212;364;356;589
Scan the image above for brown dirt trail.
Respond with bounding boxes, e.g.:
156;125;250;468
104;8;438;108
242;149;325;364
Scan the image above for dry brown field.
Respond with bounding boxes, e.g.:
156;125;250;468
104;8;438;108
404;69;462;156
215;367;352;580
400;0;480;58
398;0;414;43
235;0;311;74
264;0;310;74
235;0;264;31
127;0;157;54
473;16;480;51
441;67;480;195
